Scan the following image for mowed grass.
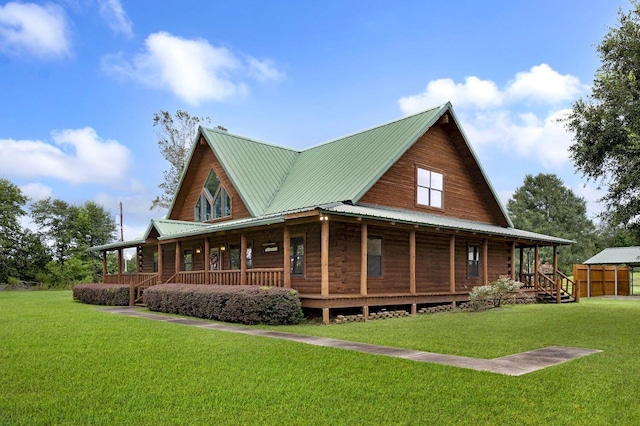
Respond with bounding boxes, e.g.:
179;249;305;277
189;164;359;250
2;293;640;425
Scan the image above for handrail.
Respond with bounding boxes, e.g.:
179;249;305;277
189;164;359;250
556;270;577;299
131;274;158;305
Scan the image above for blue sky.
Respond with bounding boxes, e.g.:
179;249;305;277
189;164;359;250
0;0;626;241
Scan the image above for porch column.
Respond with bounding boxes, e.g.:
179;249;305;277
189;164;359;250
117;249;123;275
283;226;291;288
360;223;369;318
136;247;141;273
510;242;516;280
553;246;560;303
409;230;416;315
240;233;247;286
175;241;181;274
204;237;210;284
321;218;330;324
519;246;525;282
360;223;368;296
534;245;540;289
449;234;456;293
102;251;107;282
157;242;164;283
482;238;488;284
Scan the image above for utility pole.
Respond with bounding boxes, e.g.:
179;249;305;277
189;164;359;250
119;202;124;242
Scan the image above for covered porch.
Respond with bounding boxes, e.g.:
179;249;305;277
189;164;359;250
94;206;577;323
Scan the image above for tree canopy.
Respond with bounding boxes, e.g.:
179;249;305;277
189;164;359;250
150;110;211;210
565;2;640;234
507;173;598;274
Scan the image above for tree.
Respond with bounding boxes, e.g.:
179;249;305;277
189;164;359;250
0;178;28;283
0;179;51;283
30;198;116;285
507;174;598;274
565;2;640;236
150;110;211;210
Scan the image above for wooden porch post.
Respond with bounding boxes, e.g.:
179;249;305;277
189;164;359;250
240;233;247;286
510;242;516;280
102;251;107;283
204;237;210;284
117;249;123;276
482;238;488;284
519;246;524;282
321;218;330;324
449;234;456;293
157;242;164;283
283;226;291;288
360;223;369;318
409;230;416;315
360;224;368;296
175;241;181;274
553;246;560;303
534;245;540;289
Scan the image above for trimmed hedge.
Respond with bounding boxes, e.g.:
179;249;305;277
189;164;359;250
144;284;303;325
73;284;130;306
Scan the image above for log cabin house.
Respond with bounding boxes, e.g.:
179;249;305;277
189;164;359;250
92;103;575;323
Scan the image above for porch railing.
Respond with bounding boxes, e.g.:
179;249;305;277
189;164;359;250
105;272;158;285
119;268;285;287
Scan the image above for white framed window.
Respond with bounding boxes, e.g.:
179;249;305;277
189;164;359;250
468;245;479;278
194;170;232;222
417;168;443;209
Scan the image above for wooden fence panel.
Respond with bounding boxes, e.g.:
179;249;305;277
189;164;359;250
573;264;630;297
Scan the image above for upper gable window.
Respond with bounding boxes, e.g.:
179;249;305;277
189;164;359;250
417;168;443;209
194;170;232;222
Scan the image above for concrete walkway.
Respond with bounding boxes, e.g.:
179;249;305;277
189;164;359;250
101;307;601;376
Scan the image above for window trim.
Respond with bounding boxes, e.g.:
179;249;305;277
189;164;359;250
183;249;193;272
467;244;480;279
367;235;383;278
290;234;305;277
415;165;444;210
194;169;232;222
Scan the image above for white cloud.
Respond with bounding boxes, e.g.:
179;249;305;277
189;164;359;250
506;64;586;104
0;127;132;185
399;64;587;169
465;108;573;168
98;0;133;38
399;76;503;114
247;56;285;82
20;183;54;202
0;2;71;58
102;31;284;105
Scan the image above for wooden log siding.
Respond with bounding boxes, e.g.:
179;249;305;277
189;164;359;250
169;142;251;222
358;125;502;226
415;232;451;293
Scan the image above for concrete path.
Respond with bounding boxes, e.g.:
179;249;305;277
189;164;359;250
101;307;601;376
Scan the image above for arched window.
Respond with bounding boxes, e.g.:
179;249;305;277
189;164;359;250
194;170;232;222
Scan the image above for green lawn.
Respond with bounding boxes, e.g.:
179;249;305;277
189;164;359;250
2;292;640;425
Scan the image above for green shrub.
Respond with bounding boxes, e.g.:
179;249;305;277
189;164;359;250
144;284;303;325
72;284;129;306
469;275;524;311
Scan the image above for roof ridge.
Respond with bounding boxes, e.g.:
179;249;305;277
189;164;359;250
301;104;447;152
201;127;300;153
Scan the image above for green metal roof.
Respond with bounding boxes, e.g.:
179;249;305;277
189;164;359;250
263;105;447;214
200;128;298;216
323;204;573;245
584;247;640;266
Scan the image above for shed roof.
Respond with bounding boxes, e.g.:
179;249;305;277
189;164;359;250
583;246;640;266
